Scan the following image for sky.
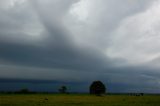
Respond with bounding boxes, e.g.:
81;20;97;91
0;0;160;93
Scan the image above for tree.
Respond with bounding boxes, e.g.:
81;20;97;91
18;88;29;94
59;86;67;93
89;81;106;95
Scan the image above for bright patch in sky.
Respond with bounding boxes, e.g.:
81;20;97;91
70;0;91;21
106;0;160;65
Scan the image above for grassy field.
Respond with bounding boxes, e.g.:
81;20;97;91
0;94;160;106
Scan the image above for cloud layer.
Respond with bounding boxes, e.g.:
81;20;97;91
0;0;160;92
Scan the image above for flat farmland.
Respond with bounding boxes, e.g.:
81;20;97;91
0;94;160;106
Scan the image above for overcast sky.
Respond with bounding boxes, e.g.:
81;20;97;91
1;0;160;93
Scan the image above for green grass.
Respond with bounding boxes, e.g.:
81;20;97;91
0;94;160;106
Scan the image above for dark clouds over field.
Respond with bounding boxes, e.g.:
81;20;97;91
0;0;160;93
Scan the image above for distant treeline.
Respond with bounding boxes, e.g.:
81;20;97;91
0;91;54;94
0;88;51;94
107;93;160;96
1;81;160;96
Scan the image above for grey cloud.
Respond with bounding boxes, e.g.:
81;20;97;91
0;0;160;93
0;1;43;45
67;0;154;50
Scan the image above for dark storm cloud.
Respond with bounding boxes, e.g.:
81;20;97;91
1;0;160;93
0;0;112;72
0;40;111;71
